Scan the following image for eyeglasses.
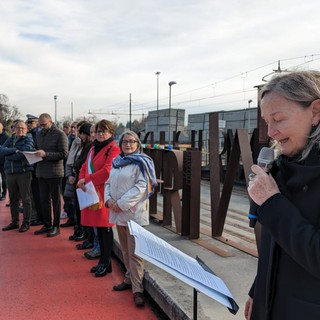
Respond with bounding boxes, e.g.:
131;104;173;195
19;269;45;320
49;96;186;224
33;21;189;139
96;130;109;134
122;140;138;145
39;122;50;127
15;127;26;130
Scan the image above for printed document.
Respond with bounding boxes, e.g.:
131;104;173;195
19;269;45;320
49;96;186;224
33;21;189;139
128;220;238;313
76;181;99;210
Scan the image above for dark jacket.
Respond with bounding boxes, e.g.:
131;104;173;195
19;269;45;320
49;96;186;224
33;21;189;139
0;131;9;165
250;147;320;320
28;126;41;143
35;124;68;179
0;134;34;175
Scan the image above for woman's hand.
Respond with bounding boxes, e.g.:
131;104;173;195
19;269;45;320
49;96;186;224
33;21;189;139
68;176;76;185
244;297;253;320
247;165;280;206
77;178;86;191
108;199;121;213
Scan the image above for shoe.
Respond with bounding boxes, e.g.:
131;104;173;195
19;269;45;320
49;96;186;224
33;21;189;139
47;226;60;237
94;263;112;277
69;228;81;240
18;206;23;213
2;222;19;231
133;292;145;307
76;240;93;250
30;220;44;226
90;263;103;273
19;224;30;233
60;219;76;228
84;249;101;260
74;232;88;242
34;225;52;235
60;211;68;219
113;282;132;291
0;196;6;201
5;203;10;207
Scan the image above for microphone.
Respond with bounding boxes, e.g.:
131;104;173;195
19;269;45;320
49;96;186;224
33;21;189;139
248;147;275;228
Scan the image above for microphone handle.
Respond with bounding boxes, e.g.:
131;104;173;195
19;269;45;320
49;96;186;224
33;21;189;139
248;200;259;228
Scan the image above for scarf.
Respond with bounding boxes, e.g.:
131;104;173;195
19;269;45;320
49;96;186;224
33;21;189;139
92;137;113;157
112;151;157;198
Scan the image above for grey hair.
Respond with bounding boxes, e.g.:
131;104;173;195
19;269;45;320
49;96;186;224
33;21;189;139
119;130;143;153
260;70;320;160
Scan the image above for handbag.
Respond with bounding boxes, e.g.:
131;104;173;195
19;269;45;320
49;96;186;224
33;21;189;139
64;180;76;199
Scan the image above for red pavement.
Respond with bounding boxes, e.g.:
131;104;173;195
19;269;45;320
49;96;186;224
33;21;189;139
0;200;158;320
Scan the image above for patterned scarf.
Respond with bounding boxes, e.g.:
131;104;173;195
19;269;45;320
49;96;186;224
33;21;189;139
112;151;157;198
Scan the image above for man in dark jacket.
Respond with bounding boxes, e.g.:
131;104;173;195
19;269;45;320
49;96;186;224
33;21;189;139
0;120;35;232
0;122;9;200
34;113;68;237
26;114;43;226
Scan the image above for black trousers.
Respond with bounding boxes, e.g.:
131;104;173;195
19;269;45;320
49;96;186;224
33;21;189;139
31;173;43;222
97;227;113;266
38;177;62;227
0;164;7;197
7;172;32;225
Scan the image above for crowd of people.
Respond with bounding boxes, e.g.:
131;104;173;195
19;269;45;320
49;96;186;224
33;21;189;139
0;113;157;308
2;69;320;318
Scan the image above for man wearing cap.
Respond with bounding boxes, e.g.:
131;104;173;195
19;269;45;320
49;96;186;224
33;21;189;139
26;114;40;141
26;114;43;226
0;122;9;200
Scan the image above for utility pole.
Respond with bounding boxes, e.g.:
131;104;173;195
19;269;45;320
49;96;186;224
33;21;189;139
129;93;132;130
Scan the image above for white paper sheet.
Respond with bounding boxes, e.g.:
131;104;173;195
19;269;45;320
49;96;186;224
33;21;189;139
76;181;100;210
21;151;43;165
128;220;238;313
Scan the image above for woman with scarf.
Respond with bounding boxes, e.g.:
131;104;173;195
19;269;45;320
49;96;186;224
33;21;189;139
77;120;120;277
104;130;157;308
245;71;320;320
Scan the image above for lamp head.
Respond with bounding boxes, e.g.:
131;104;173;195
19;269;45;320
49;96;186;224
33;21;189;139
168;81;177;86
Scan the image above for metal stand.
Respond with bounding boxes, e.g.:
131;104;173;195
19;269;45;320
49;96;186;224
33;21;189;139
193;288;198;320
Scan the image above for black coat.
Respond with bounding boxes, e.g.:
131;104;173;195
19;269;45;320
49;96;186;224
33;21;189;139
250;148;320;319
35;125;68;179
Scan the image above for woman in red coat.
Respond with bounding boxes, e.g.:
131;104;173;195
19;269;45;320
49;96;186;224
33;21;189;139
77;119;120;277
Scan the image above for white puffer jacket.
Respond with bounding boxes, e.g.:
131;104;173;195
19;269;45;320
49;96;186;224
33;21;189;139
104;163;149;227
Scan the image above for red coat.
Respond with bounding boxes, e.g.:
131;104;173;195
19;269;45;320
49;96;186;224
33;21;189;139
78;141;120;227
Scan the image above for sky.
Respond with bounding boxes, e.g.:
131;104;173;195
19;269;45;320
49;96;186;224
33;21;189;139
1;0;320;125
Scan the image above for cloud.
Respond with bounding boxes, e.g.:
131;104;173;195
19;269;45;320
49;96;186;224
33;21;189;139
0;0;320;123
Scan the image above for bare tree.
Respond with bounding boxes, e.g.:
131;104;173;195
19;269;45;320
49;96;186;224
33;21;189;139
0;94;21;128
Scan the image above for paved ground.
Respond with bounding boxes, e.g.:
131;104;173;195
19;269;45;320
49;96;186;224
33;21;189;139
113;181;258;320
0;180;257;320
0;201;160;320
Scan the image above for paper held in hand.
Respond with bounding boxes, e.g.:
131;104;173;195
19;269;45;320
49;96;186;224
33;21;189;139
76;181;100;210
21;151;43;165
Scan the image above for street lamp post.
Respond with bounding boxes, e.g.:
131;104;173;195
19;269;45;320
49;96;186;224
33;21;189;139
155;72;160;130
54;95;58;123
168;81;177;145
248;99;253;134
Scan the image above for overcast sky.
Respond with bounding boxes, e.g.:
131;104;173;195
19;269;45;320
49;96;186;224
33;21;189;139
1;0;320;124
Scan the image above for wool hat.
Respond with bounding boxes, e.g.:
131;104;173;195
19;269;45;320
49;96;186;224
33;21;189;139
79;123;91;136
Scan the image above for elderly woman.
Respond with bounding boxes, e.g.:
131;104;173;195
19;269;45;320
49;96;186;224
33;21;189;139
77;120;120;277
245;71;320;320
104;130;157;308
